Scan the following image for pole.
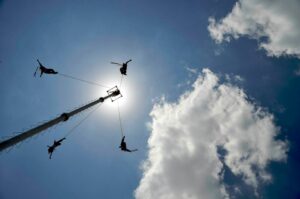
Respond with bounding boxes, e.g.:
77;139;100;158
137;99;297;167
0;89;121;152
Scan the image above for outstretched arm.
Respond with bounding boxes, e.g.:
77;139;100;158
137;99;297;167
34;66;39;77
125;59;132;64
37;59;42;66
58;138;66;143
111;62;122;66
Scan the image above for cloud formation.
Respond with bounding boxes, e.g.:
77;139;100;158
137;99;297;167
135;69;287;199
208;0;300;58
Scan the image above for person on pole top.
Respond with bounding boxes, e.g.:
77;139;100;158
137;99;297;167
119;136;137;152
34;59;58;77
47;138;66;159
111;59;132;75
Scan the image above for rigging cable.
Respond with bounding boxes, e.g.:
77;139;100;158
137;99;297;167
117;73;125;137
64;104;102;138
58;73;110;88
117;102;124;137
119;75;124;89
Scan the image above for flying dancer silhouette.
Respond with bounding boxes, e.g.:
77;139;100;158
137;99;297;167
111;59;132;75
34;59;58;77
119;136;137;152
47;138;66;159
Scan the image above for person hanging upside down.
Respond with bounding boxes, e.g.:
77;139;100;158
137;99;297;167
34;59;58;77
110;59;132;75
119;136;138;152
47;138;66;159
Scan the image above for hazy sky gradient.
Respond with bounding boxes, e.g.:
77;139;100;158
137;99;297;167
1;0;300;198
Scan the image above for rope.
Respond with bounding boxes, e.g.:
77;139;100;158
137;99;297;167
64;104;102;138
119;75;124;88
117;102;124;137
58;73;110;88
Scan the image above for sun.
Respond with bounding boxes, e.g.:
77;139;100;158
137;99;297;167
92;74;135;118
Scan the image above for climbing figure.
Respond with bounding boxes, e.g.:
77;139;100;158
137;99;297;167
111;59;132;75
119;136;137;152
34;59;58;77
47;138;66;159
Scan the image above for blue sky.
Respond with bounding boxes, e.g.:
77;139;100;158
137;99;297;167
0;0;300;198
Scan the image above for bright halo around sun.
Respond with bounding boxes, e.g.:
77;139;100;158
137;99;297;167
97;74;135;116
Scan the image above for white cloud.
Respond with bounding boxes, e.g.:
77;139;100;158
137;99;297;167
135;69;288;199
185;67;198;74
225;74;244;83
234;75;244;82
208;0;300;58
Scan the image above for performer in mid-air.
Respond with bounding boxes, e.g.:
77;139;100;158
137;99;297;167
119;136;137;152
34;59;58;77
47;138;66;159
111;59;132;75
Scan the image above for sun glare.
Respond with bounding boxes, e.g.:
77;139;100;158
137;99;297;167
84;58;141;122
95;74;135;117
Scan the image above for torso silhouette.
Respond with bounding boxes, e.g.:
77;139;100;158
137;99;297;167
120;141;127;150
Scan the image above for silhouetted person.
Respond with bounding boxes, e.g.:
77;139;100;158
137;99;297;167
47;138;66;159
119;136;137;152
111;59;132;75
34;59;58;77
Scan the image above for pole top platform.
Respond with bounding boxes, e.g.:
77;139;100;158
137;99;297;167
107;86;122;102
